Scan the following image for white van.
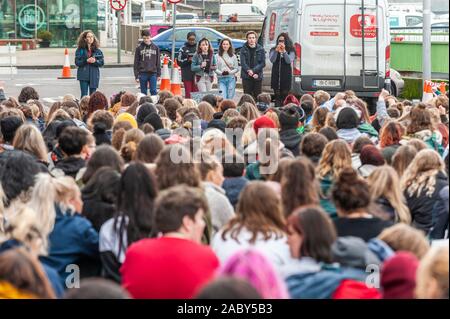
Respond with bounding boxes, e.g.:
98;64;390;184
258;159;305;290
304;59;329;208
219;4;265;22
259;0;392;102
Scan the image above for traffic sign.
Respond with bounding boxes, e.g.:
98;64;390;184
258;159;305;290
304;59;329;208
168;0;183;4
110;0;127;11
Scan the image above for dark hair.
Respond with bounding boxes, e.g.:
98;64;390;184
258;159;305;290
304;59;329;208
0;116;23;143
64;278;129;299
154;185;208;234
273;33;294;53
202;94;218;109
139;96;153;105
77;30;99;50
18;87;39;104
281;158;320;216
287;206;337;263
90;110;114;131
300;133;328;162
81;167;121;231
157;91;174;105
88;92;108;117
352;136;374;154
360;145;385;166
135;134;164;164
82;145;124;184
318;127;338;141
301;100;314;117
141;30;150;37
0;247;56;298
0;151;46;207
219;38;235;57
58;126;89;156
187;31;196;40
220;99;237;113
112;91;126;106
115;162;158;257
163;98;182;122
332;168;371;213
195;277;262;299
197;38;213;56
222;154;245;177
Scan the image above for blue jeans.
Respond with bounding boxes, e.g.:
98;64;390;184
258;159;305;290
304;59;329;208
80;81;97;98
218;76;236;100
139;73;157;96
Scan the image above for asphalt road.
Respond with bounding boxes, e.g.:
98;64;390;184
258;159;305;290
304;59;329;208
1;68;243;107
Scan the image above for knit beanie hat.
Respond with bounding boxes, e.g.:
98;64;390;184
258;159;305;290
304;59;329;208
381;252;419;299
253;115;276;135
115;112;138;129
256;102;270;113
136;102;157;126
0;117;23;143
143;113;164;131
279;105;301;130
336;107;360;130
207;119;226;132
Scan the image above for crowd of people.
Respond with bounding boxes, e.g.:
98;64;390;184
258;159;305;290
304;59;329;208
0;80;448;300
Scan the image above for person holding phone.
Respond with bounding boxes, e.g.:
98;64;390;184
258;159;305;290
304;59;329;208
270;33;295;107
191;38;217;93
75;30;104;98
134;30;161;96
178;32;198;98
215;38;239;100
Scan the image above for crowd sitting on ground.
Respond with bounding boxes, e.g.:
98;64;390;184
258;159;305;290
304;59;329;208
0;84;448;299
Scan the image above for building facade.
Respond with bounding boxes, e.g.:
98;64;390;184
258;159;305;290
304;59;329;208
0;0;104;47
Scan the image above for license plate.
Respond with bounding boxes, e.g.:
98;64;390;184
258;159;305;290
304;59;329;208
314;80;340;87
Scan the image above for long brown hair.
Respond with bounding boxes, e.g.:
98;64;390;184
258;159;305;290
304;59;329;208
197;38;213;56
218;38;235;57
407;103;434;135
0;248;56;299
317;139;352;179
281;158;320;217
222;181;286;244
77;30;99;50
155;144;202;190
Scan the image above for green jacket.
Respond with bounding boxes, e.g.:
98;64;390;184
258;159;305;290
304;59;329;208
358;123;379;138
245;162;263;181
319;174;338;220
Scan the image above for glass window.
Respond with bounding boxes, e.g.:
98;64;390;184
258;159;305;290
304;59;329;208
168;29;193;42
197;30;221;43
406;15;423;26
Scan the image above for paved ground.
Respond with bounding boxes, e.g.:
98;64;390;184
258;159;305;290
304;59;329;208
14;48;134;68
1;68;243;107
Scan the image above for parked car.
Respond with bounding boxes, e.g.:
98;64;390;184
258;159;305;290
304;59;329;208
175;13;200;24
219;3;266;22
151;27;246;60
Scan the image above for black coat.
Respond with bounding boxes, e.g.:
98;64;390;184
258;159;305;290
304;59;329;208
280;129;302;157
177;42;197;82
240;43;266;81
270;48;295;91
430;185;449;239
405;172;449;234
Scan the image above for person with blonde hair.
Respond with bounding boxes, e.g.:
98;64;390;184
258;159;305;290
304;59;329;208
317;139;352;219
368;166;411;224
30;173;99;282
415;245;449;299
120;128;145;163
239;102;260;121
198;102;215;122
378;224;430;260
401;149;448;233
0;207;64;297
12;124;48;165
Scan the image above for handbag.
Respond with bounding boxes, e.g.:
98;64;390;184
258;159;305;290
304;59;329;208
219;55;237;81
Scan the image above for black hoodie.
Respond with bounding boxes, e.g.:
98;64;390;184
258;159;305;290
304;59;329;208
133;41;161;79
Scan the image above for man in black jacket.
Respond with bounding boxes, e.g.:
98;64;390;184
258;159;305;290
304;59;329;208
177;32;198;98
240;31;266;99
134;30;161;96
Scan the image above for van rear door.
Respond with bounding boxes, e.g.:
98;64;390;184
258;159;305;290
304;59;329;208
345;0;386;91
300;2;346;92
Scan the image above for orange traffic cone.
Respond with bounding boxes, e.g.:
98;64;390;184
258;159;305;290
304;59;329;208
170;60;182;96
58;48;75;79
422;80;434;103
160;55;171;92
439;82;447;95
